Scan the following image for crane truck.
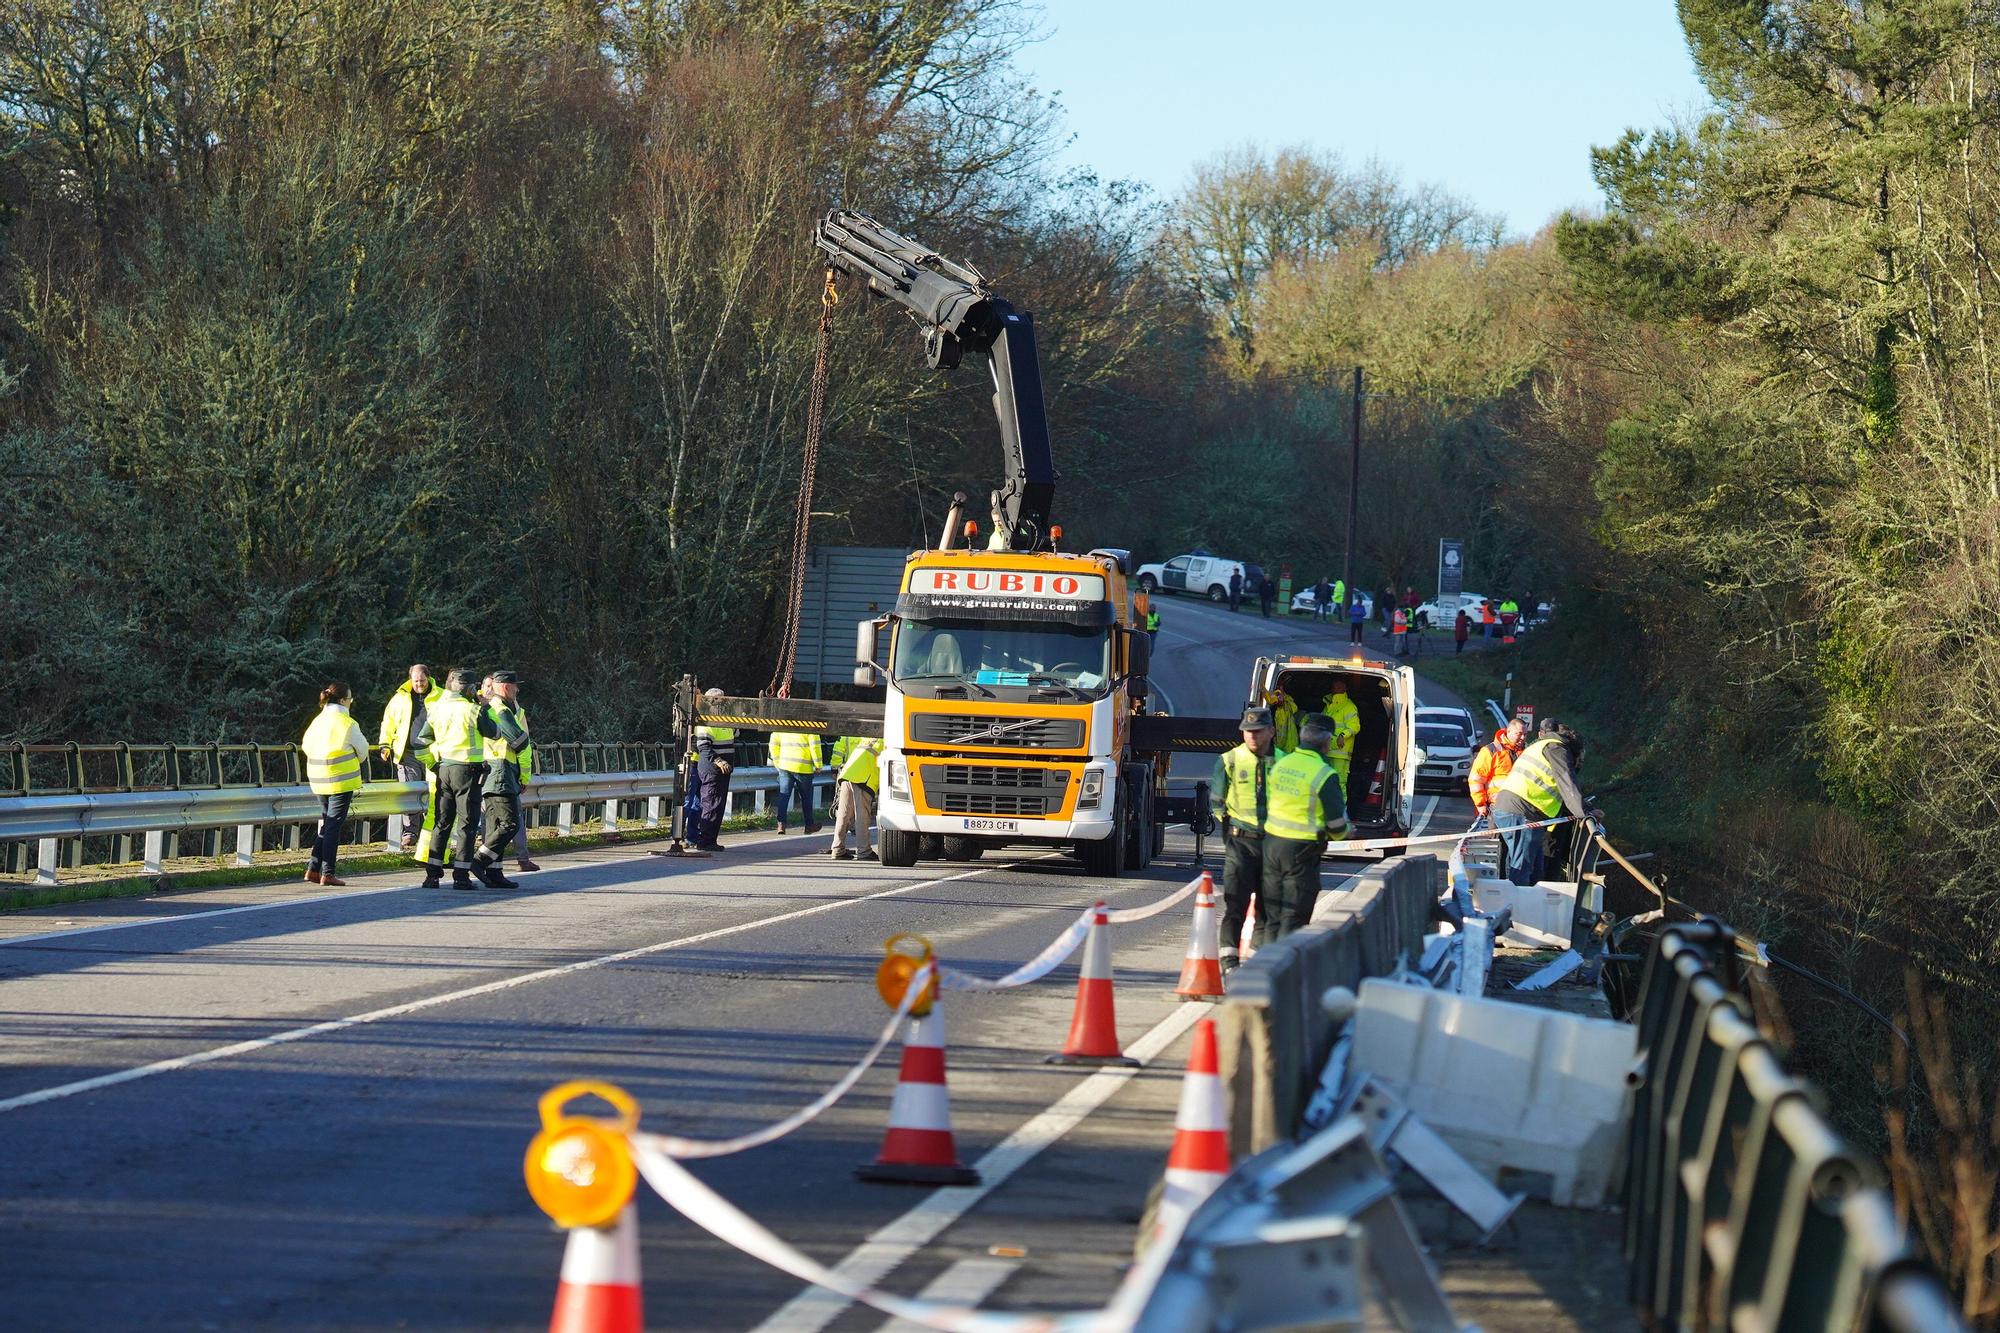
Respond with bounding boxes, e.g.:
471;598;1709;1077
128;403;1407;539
676;210;1234;875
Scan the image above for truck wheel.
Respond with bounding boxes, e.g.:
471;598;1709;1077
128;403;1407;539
919;834;945;860
1206;584;1227;602
879;828;920;867
1078;793;1127;878
1138;573;1158;594
940;835;984;862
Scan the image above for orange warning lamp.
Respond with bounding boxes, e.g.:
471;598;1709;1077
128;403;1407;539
876;933;938;1016
963;521;979;542
1050;524;1063;542
524;1080;640;1229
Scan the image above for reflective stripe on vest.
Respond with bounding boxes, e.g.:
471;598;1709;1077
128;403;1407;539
302;706;363;795
428;695;484;764
482;704;522;766
839;740;882;788
1265;749;1336;839
1494;737;1564;818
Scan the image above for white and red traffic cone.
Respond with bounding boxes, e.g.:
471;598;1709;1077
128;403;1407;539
857;1005;981;1186
1175;872;1224;1001
1238;895;1258;961
1047;902;1138;1066
1154;1017;1231;1242
548;1204;642;1333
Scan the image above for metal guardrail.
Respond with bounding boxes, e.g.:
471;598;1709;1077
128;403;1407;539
1623;920;1965;1331
0;763;820;885
0;740;687;797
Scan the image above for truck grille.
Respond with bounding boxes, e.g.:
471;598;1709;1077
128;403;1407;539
918;764;1071;817
908;714;1085;749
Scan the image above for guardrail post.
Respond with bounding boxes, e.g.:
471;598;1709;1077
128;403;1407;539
235;824;256;867
558;802;573;836
387;812;405;850
601;798;619;835
143;830;165;876
646;796;661;828
36;838;59;887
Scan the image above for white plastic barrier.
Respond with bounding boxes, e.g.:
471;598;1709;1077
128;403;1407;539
1467;874;1600;949
1349;977;1633;1206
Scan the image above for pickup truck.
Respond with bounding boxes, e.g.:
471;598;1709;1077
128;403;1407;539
1134;551;1254;602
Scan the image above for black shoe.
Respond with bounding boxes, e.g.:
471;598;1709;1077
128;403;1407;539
482;869;521;889
805;824;823;834
421;871;442;889
857;849;878;861
451;872;476;891
832;848;855;861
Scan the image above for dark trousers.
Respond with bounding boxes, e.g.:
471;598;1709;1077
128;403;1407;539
1455;636;1467;653
478;791;518;864
1220;830;1263;960
775;770;818;831
511;791;532;862
431;762;483;870
1228;589;1242;611
697;760;731;845
1258;836;1325;947
310;791;353;874
1259;594;1274;617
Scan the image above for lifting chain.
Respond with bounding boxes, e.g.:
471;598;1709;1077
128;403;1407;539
768;270;839;698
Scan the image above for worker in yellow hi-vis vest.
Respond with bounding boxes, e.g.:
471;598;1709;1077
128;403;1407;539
301;682;369;887
770;730;825;835
1257;714;1350;946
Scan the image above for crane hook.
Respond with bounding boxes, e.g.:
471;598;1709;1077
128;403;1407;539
822;268;840;307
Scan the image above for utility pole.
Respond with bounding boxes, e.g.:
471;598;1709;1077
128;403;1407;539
1342;366;1362;603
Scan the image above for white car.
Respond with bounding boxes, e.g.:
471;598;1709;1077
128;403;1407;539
1413;592;1490;630
1289;586;1373;618
1413;706;1478;794
1134;551;1249;602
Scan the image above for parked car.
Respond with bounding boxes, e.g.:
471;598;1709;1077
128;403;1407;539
1412;706;1478;794
1289;586;1374;619
1135;551;1252;602
1413;592;1489;630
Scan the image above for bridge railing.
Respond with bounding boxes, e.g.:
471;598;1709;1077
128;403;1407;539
1624;919;1964;1331
0;736;813;884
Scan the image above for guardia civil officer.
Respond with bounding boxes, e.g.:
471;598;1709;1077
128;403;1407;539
1257;713;1350;946
1210;705;1285;974
470;671;531;889
412;668;501;889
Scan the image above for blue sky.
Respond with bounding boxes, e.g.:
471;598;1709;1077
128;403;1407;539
1016;2;1714;236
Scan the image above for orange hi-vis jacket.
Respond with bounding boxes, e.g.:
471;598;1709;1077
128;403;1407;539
1468;735;1524;814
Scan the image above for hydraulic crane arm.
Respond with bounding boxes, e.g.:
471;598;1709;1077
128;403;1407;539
812;209;1057;552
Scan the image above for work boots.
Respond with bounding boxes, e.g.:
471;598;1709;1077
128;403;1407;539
450;869;476;891
420;867;443;889
472;853;519;890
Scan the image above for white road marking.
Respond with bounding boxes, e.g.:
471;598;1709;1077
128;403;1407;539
0;831;804;949
0;880;431;948
1412;794;1440;838
872;1258;1023;1332
0;861;1027;1116
751;1002;1209;1333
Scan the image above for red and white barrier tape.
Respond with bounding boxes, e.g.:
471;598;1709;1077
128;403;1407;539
638;961;934;1159
1103;873;1201;924
939;911;1092;992
1334;813;1579;855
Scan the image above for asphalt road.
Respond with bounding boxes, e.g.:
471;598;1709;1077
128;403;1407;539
0;594;1477;1331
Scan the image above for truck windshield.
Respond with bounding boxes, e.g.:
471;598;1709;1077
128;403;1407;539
892;617;1111;695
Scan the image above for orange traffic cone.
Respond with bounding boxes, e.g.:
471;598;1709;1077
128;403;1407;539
1154;1017;1231;1242
1238;895;1258;960
1047;903;1138;1067
857;1005;981;1186
1175;872;1224;1001
549;1204;642;1333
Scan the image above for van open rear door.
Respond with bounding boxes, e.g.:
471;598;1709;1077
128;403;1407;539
1392;662;1419;832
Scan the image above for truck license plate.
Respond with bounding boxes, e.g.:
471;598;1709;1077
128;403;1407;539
963;818;1018;833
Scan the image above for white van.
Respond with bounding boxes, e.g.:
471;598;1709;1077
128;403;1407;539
1246;652;1421;843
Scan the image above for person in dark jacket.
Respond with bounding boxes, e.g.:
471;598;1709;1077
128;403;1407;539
1257;573;1276;618
1454;609;1471;654
693;686;737;850
1228;568;1244;612
472;672;531;888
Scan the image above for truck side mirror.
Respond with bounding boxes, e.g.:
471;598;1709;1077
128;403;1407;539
1125;627;1152;695
854;617;884;687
